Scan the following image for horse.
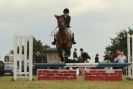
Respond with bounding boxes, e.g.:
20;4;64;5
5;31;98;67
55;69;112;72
0;60;4;76
55;15;72;62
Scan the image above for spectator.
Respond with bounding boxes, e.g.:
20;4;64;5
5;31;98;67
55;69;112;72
114;51;127;75
35;51;43;63
114;51;127;63
113;50;121;62
103;53;113;69
104;53;111;63
116;50;121;55
73;48;78;61
95;53;99;63
79;48;91;63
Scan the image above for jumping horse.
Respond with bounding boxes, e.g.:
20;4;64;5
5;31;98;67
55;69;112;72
55;15;72;62
0;60;4;76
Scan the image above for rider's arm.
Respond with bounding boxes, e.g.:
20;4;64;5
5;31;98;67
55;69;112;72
65;16;71;27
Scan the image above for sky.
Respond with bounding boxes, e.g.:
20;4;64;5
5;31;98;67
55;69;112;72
0;0;133;61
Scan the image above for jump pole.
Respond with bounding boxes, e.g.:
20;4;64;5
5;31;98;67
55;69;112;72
127;34;133;79
13;35;33;80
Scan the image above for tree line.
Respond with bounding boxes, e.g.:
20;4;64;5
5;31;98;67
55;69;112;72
105;27;133;61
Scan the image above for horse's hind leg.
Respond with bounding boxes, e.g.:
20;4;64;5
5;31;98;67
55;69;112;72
68;49;71;56
64;49;71;63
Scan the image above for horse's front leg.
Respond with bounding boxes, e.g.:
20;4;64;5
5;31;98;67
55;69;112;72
58;50;64;62
64;49;71;57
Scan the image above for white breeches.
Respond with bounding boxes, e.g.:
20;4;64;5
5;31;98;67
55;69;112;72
54;27;73;37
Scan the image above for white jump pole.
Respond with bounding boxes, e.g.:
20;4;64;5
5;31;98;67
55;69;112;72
13;35;33;80
127;34;133;79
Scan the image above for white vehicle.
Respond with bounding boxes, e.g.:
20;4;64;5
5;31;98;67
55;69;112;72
4;54;14;75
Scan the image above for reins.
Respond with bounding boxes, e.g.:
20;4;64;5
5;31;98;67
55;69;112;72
50;26;58;36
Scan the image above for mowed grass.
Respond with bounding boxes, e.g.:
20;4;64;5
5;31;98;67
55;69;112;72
0;76;133;89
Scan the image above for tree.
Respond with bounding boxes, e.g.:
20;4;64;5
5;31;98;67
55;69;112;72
105;27;133;61
33;37;50;63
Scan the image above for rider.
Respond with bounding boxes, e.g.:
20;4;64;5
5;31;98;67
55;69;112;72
52;8;76;45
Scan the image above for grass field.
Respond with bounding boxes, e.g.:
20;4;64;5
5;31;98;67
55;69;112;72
0;76;133;89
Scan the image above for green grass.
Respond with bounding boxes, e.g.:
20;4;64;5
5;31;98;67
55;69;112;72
0;76;133;89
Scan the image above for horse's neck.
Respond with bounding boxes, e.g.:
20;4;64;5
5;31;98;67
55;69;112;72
59;28;66;32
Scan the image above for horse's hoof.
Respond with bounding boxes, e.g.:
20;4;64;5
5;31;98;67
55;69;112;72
73;41;76;44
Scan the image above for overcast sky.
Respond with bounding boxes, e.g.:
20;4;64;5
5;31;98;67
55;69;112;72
0;0;133;61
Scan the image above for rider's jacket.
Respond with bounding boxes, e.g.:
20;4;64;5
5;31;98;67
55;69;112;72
63;15;71;28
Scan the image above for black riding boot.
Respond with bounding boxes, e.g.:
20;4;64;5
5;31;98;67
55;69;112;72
52;37;56;45
72;33;76;44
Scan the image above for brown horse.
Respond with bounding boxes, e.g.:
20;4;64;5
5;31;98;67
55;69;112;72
55;15;72;62
0;60;4;76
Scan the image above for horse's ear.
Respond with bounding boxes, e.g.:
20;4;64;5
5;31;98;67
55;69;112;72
55;15;58;19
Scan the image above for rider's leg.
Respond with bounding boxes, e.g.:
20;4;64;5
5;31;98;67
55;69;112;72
72;33;76;44
67;28;76;44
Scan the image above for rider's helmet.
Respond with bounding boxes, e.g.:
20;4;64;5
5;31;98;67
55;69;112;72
63;8;69;13
80;48;83;52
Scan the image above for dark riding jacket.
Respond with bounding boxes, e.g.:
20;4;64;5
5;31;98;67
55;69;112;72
73;51;78;58
63;15;71;28
81;52;91;62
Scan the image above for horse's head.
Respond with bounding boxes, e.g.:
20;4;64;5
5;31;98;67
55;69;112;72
55;15;66;30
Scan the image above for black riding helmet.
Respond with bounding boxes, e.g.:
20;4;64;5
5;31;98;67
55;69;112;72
80;48;83;51
63;8;69;13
